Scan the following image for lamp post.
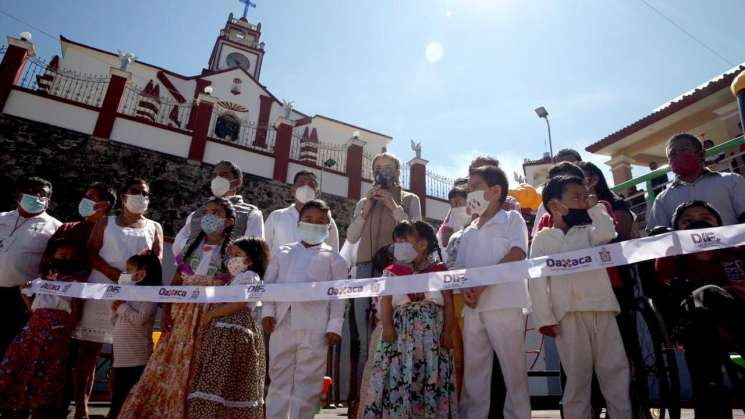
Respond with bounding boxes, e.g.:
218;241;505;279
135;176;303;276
534;106;553;160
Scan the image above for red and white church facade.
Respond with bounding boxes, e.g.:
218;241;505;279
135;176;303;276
0;13;453;219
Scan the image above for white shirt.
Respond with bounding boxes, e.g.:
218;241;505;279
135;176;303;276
264;205;340;253
529;204;620;329
0;210;61;287
31;292;72;313
261;242;348;335
454;209;530;313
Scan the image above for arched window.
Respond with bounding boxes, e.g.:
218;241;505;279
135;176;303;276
214;113;240;142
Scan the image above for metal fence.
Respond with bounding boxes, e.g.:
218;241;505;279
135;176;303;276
426;170;455;200
362;152;375;181
17;55;109;108
119;85;194;131
289;132;348;172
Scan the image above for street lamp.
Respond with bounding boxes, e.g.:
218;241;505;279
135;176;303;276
534;106;553;160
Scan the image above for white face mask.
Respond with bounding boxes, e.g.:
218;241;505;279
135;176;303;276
294;185;316;204
211;176;232;198
449;206;471;229
227;257;248;277
393;242;418;263
466;190;489;216
124;194;149;214
119;273;135;285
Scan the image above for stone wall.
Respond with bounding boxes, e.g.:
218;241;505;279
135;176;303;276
0;113;356;239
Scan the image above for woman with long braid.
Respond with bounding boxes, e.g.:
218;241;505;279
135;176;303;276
119;198;236;418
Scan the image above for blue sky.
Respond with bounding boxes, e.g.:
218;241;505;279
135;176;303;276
3;0;745;184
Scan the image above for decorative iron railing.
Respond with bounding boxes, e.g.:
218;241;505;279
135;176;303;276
208;109;276;153
118;85;194;131
289;132;347;172
362;152;375;181
426;170;456;200
17;55;109;108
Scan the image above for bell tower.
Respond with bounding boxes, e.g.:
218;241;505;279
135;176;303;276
207;11;266;80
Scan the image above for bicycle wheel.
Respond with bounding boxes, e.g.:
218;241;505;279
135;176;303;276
628;297;681;419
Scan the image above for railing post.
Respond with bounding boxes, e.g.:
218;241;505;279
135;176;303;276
345;138;365;200
408;158;428;217
92;67;131;140
187;93;217;162
273;117;294;182
254;94;273;148
0;36;35;112
732;70;745;137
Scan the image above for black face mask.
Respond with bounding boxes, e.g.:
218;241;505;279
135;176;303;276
564;208;592;228
51;259;85;275
685;220;715;230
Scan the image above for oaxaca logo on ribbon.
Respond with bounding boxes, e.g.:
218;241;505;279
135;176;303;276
39;282;65;294
598;247;612;265
158;287;188;300
545;255;593;270
327;285;364;297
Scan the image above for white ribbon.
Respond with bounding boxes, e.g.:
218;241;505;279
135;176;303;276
26;224;745;304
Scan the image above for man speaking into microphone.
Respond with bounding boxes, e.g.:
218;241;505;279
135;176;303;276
344;152;421;415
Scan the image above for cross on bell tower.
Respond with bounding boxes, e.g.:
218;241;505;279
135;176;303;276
239;0;256;19
207;4;266;80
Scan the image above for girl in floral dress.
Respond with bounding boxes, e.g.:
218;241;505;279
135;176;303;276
364;221;458;419
186;237;270;419
119;198;236;418
0;240;86;418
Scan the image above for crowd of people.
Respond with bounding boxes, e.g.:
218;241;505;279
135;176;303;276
0;132;743;419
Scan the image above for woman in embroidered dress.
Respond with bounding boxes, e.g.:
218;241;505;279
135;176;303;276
364;221;458;419
186;237;269;419
118;198;235;418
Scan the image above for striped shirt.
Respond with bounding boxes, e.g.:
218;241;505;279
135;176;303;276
111;301;158;368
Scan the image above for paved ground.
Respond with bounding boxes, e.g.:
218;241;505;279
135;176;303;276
71;404;745;418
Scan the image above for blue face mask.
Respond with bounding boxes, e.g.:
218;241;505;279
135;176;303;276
78;198;97;218
20;194;47;215
201;214;226;235
297;222;329;245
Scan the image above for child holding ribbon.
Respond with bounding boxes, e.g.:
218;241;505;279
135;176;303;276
363;220;457;418
529;175;630;419
187;237;270;419
119;197;236;419
262;199;348;419
107;250;161;419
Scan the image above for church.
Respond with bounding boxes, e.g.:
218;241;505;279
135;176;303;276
0;9;453;221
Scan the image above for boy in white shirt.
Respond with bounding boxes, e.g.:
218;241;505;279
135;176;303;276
262;199;348;419
530;175;631;419
454;165;531;419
